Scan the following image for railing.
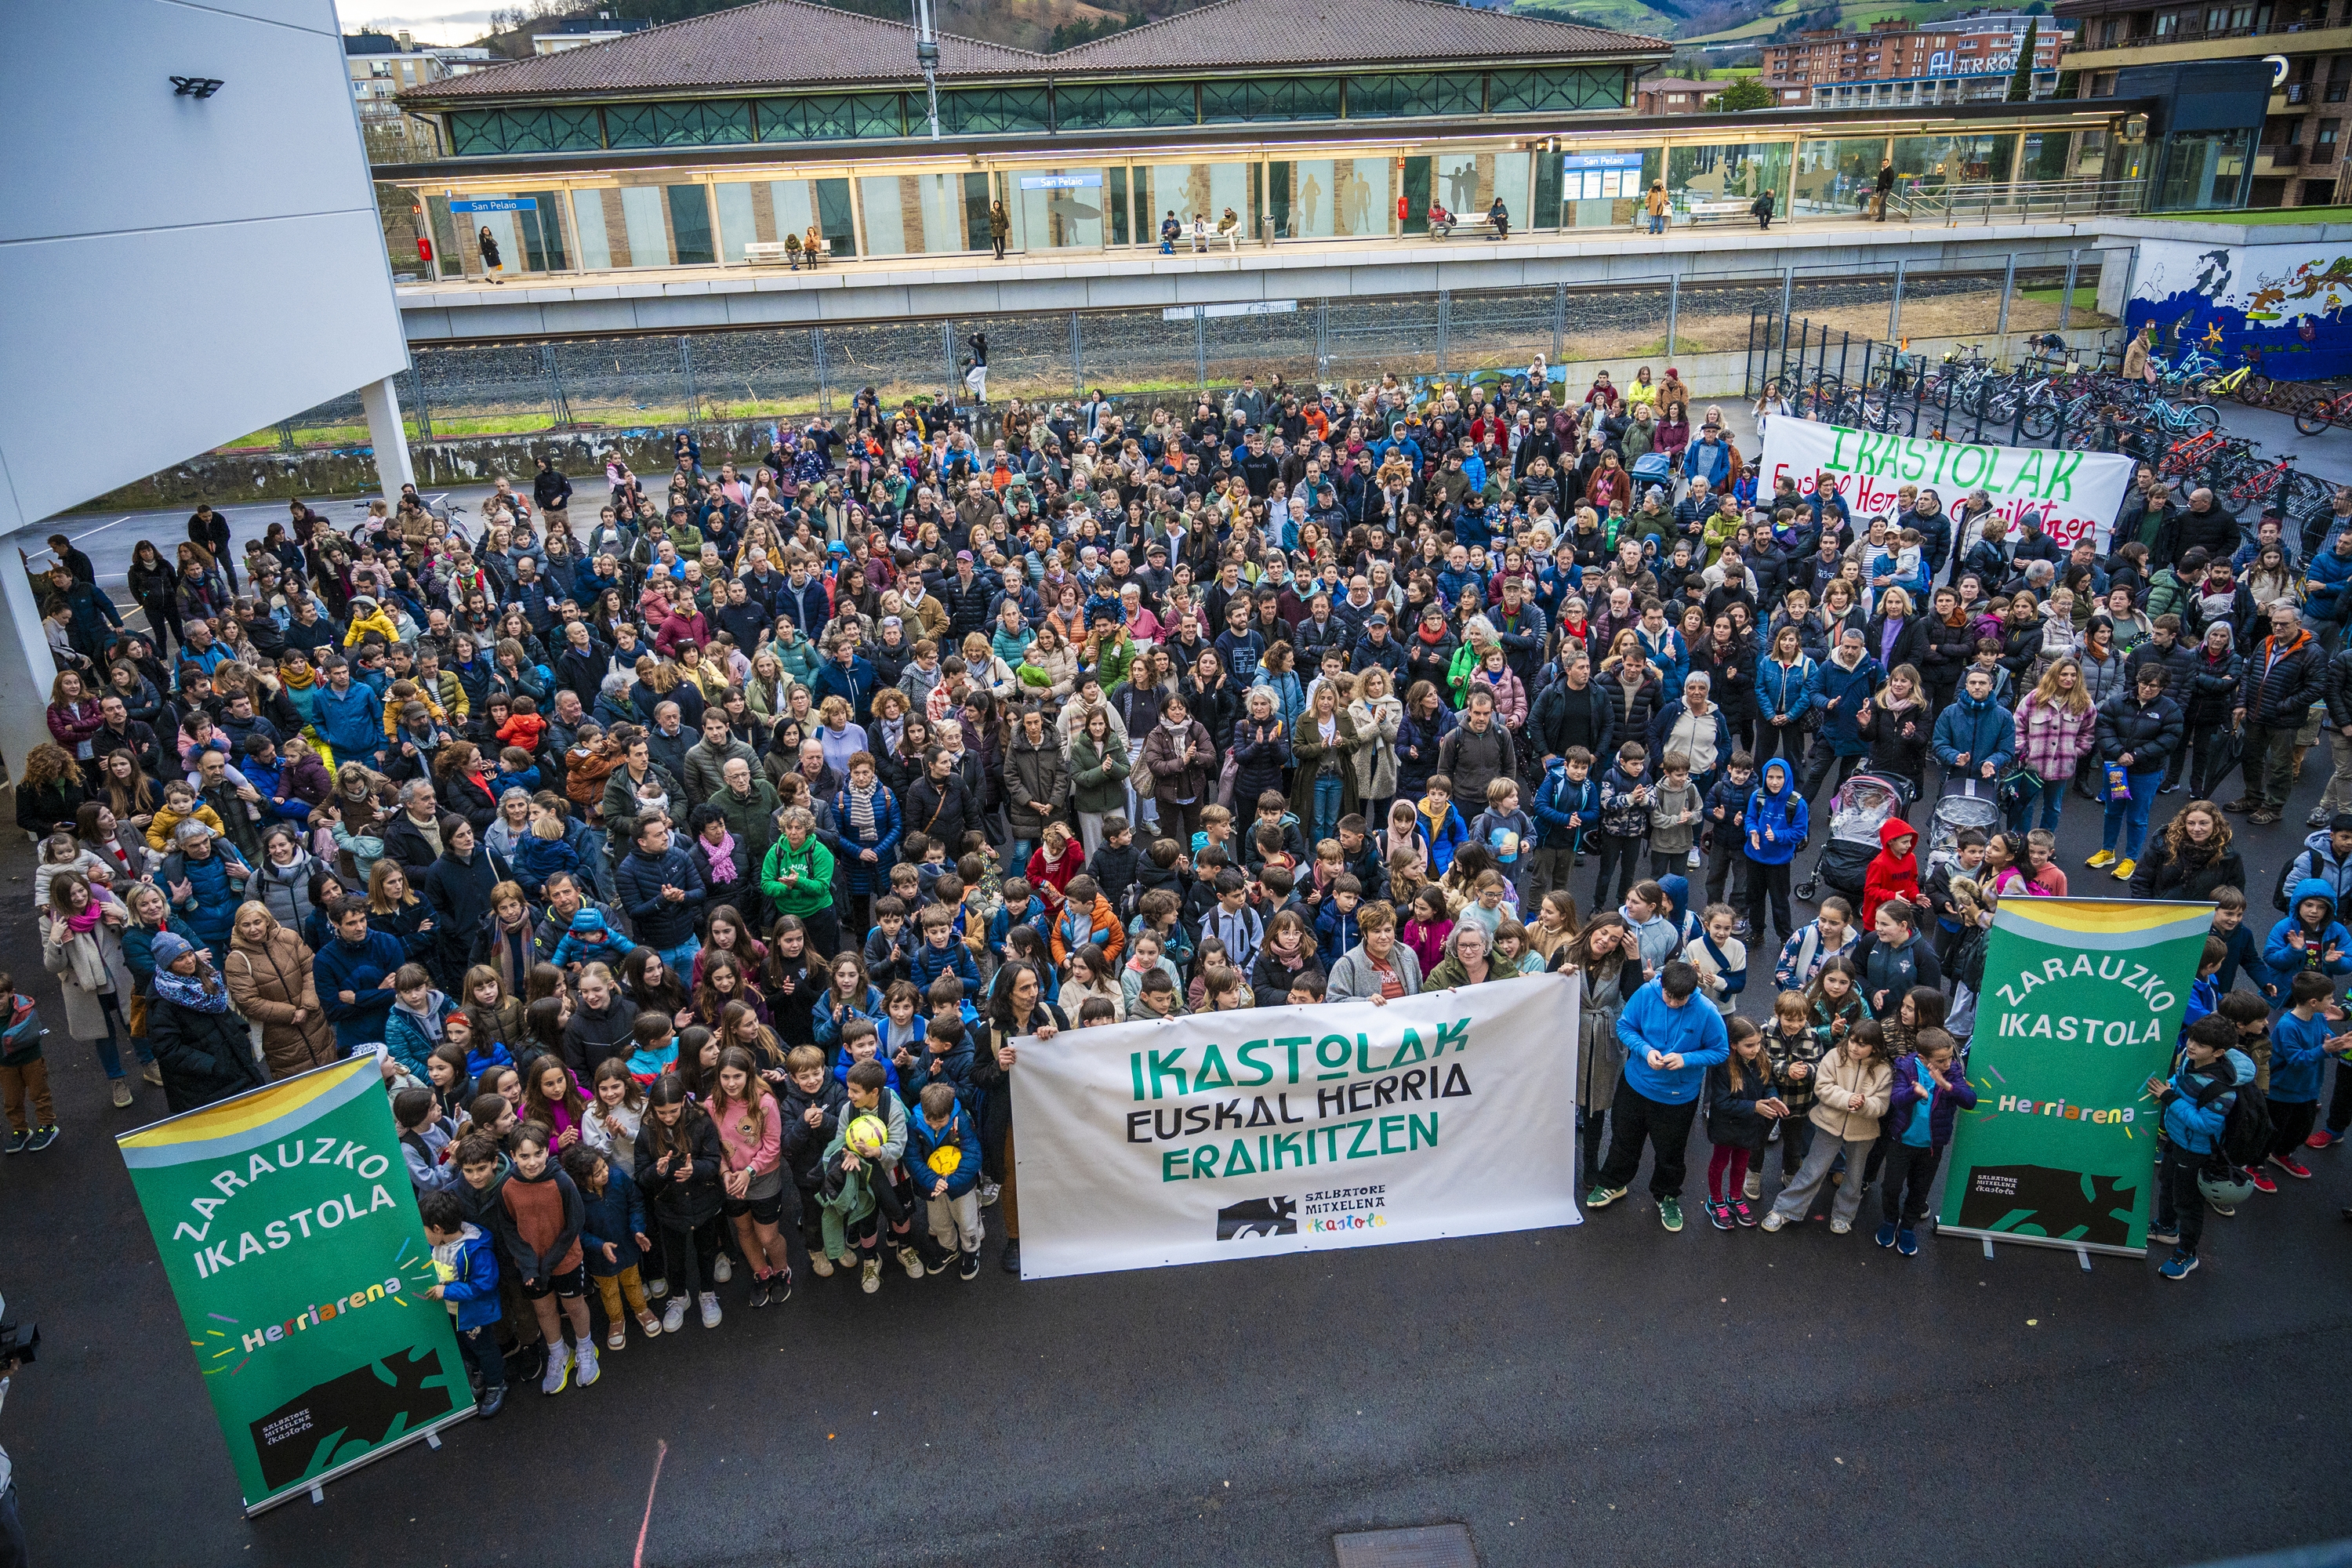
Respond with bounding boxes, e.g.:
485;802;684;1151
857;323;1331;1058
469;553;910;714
2261;143;2308;165
1883;176;2146;226
2074;16;2342;52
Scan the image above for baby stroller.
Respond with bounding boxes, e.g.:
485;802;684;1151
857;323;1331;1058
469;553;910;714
1794;770;1916;905
1924;782;2003;865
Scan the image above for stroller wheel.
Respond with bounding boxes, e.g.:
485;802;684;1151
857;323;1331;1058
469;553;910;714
1793;879;1817;902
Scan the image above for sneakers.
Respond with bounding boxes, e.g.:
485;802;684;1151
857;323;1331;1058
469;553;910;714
1830;1217;1852;1235
1001;1238;1022;1275
2223;797;2255;815
712;1254;733;1284
574;1342;601;1388
110;1080;132;1109
2308;1128;2345;1150
2111;858;2136;881
2312;807;2336;828
477;1383;506;1421
897;1245;926;1279
2248;1167;2279;1194
508;1341;547;1386
979;1181;1003;1207
1875;1221;1899;1249
2145;1223;2180;1245
661;1296;688;1334
808;1252;834;1278
1707;1199;1733;1231
860;1257;881;1294
637;1310;662;1338
958;1250;981;1281
2271;1152;2313;1179
1760;1211;1788;1232
1743;1169;1762;1200
698;1291;721;1328
605;1322;626;1351
540;1341;574;1396
2251;808;2283;826
2085;849;2118;869
1731;1200;1758;1228
1896;1229;1918;1256
2;1130;26;1156
768;1268;791;1305
1658;1196;1683;1232
1584;1184;1629;1210
27;1124;60;1152
2158;1250;2200;1279
648;1275;669;1299
2207;1197;2238;1218
748;1275;773;1309
141;1062;163;1087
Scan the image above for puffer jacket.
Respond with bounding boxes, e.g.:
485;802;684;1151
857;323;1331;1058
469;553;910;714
2239;626;2325;726
1807;1044;1893;1143
222;920;338;1080
2093;689;2183;772
2010;690;2098;782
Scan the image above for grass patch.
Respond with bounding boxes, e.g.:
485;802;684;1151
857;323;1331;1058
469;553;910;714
2142;206;2352;226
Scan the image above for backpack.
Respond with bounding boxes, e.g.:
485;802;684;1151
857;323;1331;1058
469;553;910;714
2213;1074;2270;1170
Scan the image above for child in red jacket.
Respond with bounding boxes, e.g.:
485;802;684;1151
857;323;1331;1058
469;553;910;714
1860;818;1920;931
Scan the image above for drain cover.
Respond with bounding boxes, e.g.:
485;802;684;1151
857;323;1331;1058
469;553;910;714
1332;1523;1477;1567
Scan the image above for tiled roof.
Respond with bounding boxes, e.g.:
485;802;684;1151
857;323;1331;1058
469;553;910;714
416;0;1045;99
1048;0;1668;71
412;0;1664;101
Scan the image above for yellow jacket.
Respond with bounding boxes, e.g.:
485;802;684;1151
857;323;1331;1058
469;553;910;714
343;607;401;647
146;800;227;852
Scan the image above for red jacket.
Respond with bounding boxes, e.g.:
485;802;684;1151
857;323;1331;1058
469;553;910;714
1860;817;1921;931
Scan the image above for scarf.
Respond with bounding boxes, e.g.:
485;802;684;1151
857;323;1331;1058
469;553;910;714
847;784;877;844
281;665;317;691
64;902;107;934
703;827;740;884
154;967;230;1013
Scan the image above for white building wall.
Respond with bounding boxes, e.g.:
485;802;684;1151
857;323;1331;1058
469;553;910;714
0;0;408;535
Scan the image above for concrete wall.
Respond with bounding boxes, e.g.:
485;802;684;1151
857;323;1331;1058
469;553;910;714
397;220;2121;344
0;0;409;534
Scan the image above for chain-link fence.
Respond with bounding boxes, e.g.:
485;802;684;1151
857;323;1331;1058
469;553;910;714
248;261;2125;451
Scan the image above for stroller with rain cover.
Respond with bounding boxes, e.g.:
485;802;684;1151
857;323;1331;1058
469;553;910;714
1793;770;1916;905
1922;782;2004;866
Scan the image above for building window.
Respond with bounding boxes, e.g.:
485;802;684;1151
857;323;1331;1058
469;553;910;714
1345;71;1484;119
2319;119;2343;161
754;93;902;142
1054;79;1196;130
604;100;753;148
1488;66;1622;114
1199;75;1343;124
938;86;1051;136
447;106;603;156
713;178;856;261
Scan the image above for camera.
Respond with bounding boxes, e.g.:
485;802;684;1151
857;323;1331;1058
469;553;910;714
0;1295;37;1369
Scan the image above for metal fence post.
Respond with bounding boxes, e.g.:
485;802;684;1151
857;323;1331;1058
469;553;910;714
406;364;434;442
277;418;296;452
1069;311;1086;394
1888;260;1907;343
1551;282;1566;362
942;320;960;391
1837;331;1850;396
543;343;570;427
1436;289;1451;375
1777;266;1795;365
678;336;701;423
1994;253;2017;338
2060;247;2082;332
1316;298;1331;379
1194;307;1207;393
1666;267;1679;360
811;328;831;416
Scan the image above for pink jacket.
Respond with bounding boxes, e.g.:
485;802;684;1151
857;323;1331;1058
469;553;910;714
710;1091;782;1178
2011;691;2098;782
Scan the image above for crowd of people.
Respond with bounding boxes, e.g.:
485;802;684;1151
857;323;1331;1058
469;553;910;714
16;361;2352;1416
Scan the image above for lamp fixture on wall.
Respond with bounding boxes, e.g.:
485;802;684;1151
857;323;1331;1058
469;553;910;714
171;76;225;98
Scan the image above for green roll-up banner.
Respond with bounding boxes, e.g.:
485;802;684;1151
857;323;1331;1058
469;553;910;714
1939;897;2215;1257
118;1056;472;1513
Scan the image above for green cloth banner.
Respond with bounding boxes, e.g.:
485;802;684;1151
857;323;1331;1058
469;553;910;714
1939;898;2214;1257
118;1056;471;1513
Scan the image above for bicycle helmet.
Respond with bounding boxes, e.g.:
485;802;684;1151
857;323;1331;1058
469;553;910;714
2197;1165;2255;1208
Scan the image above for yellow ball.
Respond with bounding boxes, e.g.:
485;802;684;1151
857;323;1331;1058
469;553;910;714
844;1115;887;1156
926;1144;962;1178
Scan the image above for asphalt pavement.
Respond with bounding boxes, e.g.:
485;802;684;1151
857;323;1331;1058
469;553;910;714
5;410;2352;1567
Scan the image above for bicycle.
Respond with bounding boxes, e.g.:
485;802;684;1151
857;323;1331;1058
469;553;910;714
2295;387;2352;436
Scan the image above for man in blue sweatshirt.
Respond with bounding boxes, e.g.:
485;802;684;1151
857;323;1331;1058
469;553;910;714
1586;961;1730;1232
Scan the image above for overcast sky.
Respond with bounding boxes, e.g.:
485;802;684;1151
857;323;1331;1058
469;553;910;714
337;2;504;45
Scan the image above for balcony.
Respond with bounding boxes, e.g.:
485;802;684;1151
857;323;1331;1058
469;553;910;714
2063;18;2352;67
2259;142;2307;165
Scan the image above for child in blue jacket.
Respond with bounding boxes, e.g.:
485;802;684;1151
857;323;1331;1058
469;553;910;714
420;1188;507;1417
1875;1025;1976;1254
2259;879;2352;1006
561;1142;659;1348
904;1082;985;1279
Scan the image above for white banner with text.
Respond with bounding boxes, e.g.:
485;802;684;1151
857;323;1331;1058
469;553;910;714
1010;973;1581;1279
1759;418;2136;550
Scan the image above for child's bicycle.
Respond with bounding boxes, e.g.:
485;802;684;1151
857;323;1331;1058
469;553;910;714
2295;387;2352;436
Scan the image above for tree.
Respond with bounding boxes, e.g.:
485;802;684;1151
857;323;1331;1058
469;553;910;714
2006;19;2039;103
1709;76;1775;112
